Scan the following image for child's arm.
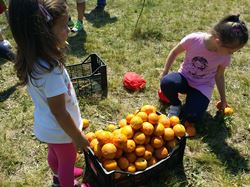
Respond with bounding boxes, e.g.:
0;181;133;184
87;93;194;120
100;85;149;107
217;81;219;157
215;65;228;110
48;94;89;151
161;43;185;79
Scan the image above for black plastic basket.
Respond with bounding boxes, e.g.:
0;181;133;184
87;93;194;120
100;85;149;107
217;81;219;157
84;137;186;187
66;54;108;97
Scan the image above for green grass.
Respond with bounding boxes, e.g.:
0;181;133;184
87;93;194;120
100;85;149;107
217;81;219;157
1;0;250;186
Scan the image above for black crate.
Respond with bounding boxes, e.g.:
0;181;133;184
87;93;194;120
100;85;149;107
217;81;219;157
84;137;186;187
66;54;108;97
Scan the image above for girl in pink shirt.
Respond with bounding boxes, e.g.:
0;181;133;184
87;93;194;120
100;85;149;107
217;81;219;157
160;14;248;133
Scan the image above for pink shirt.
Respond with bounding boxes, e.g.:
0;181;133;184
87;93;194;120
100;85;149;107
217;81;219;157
178;32;231;100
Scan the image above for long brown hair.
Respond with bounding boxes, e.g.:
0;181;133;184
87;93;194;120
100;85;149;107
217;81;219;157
8;0;68;85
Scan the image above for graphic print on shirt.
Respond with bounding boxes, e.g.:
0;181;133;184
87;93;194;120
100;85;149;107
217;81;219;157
188;56;208;79
64;75;78;106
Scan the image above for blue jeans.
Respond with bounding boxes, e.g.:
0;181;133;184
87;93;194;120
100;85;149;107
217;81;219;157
97;0;106;7
160;72;209;123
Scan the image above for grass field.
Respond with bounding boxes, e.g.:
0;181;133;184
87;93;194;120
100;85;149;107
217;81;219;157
0;0;250;186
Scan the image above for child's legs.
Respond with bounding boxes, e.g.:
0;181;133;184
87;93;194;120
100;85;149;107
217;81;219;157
49;143;77;187
48;144;58;175
160;72;188;106
182;87;210;123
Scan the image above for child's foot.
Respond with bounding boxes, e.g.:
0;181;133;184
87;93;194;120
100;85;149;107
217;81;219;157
167;105;181;117
71;20;83;32
184;121;196;137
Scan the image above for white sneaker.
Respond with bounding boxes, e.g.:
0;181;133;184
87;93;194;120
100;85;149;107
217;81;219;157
167;105;181;117
0;39;12;49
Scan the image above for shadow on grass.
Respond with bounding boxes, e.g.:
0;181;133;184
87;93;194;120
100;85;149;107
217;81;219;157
198;112;249;175
0;84;17;102
67;29;87;58
85;9;118;28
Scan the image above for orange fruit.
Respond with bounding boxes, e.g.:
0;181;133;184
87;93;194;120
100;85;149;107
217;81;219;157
143;145;154;160
106;124;117;132
135;145;146;157
136;111;148;122
103;159;117;171
173;124;186;137
93;143;102;159
163;128;175;141
121;125;134;139
133;131;146;145
141;122;154;136
130;116;143;130
115;148;123;159
118;119;127;128
147;156;157;167
85;132;96;142
185;125;196;137
123;139;136;153
117;157;130;170
224;107;234;116
135;158;147;170
166;138;178;150
140;105;156;115
127;163;136;173
82;118;90;129
153;123;165;136
158;115;171;128
150;136;164;149
126;113;135;124
169;116;180;127
113;129;122;136
90;138;99;149
154;147;168;160
125;152;137;163
101;143;117;159
148;113;159;125
113;133;127;149
96;131;114;145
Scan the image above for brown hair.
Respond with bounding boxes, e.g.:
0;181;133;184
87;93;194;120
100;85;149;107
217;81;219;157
211;14;248;49
8;0;68;85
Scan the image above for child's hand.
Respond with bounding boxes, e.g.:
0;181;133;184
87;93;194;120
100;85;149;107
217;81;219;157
216;100;229;111
74;133;90;152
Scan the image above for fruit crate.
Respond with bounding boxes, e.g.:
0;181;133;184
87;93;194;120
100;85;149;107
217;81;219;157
66;53;108;97
83;137;186;187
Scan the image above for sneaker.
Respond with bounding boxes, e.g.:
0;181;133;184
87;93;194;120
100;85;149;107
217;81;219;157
71;20;83;32
167;105;181;117
0;39;12;49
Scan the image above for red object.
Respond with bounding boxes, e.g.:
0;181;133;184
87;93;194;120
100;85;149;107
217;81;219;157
0;0;7;14
158;89;170;103
123;72;146;91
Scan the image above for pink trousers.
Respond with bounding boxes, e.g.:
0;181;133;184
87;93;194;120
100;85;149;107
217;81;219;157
48;143;76;187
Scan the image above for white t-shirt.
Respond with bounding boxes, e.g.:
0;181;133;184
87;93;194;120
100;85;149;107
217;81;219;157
27;60;82;144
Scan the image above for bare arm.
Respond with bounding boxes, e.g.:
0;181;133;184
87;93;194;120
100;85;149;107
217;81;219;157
161;43;185;79
215;65;228;110
47;94;89;151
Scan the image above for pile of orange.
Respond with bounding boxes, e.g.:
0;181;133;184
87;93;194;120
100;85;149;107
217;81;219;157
85;104;186;174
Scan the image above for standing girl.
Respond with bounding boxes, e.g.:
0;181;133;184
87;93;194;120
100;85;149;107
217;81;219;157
8;0;90;186
160;14;248;130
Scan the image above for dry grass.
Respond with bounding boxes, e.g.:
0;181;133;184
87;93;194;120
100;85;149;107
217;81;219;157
0;0;250;186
